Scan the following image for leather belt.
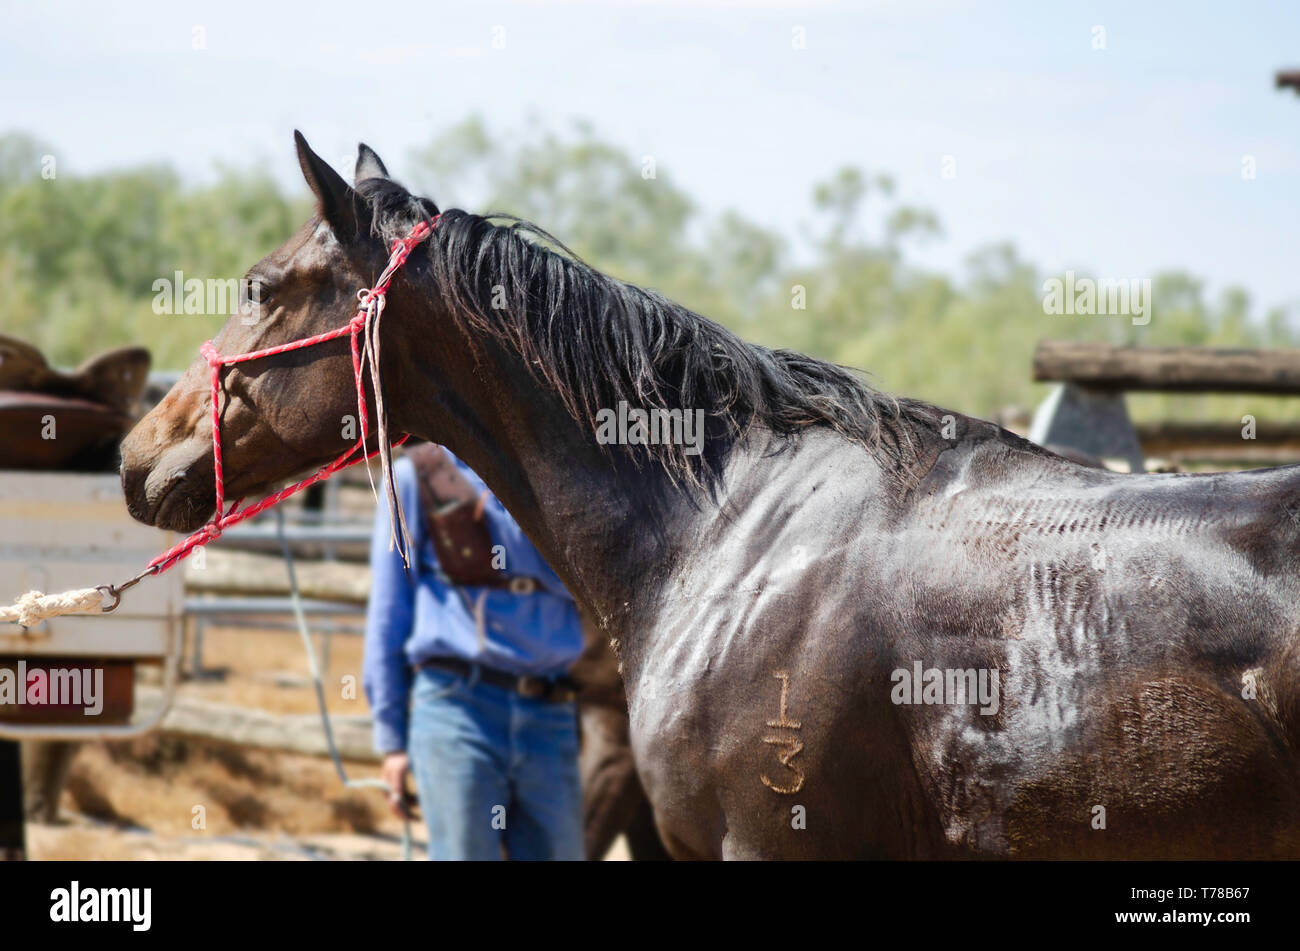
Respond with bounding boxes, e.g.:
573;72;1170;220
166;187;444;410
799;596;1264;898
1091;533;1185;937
444;574;541;594
416;656;578;703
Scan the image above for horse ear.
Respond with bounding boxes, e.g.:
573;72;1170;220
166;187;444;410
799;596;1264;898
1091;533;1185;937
355;143;390;183
294;130;364;236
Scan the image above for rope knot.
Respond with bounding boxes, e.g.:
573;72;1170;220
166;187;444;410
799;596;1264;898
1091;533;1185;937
355;289;387;318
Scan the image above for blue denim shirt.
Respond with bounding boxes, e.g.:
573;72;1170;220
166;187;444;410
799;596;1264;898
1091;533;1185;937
363;452;583;753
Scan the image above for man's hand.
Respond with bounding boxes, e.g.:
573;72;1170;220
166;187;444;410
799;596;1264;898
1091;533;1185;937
382;752;416;819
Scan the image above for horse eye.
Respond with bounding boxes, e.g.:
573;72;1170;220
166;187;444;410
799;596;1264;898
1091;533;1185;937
241;278;273;308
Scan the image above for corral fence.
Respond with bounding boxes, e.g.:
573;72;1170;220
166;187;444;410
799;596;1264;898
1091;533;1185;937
1029;340;1300;471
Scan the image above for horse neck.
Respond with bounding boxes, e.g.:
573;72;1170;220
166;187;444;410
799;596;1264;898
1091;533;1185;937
388;292;682;629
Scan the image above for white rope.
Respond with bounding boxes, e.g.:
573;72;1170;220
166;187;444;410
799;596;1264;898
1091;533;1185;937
367;295;414;566
0;587;104;627
355;288;413;571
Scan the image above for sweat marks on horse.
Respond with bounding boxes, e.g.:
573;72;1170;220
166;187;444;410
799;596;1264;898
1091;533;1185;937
121;134;1300;859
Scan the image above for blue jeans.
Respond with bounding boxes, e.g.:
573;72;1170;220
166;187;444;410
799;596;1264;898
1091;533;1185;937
407;664;584;861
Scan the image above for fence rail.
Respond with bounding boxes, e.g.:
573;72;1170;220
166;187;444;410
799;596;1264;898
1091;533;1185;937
1033;340;1300;395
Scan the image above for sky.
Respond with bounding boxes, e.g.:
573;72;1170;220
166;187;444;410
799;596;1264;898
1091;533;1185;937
2;0;1298;312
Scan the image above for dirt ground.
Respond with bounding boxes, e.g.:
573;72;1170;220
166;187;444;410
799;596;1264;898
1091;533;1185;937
23;623;627;860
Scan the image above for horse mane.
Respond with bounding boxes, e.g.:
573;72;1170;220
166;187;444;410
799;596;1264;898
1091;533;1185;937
362;181;946;490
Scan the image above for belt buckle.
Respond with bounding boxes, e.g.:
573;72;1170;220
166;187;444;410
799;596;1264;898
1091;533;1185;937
517;675;547;699
508;576;536;595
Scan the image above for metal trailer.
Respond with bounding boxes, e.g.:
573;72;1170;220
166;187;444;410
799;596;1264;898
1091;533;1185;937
0;470;184;858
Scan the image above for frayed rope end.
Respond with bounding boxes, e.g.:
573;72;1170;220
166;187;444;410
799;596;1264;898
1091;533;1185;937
0;588;105;628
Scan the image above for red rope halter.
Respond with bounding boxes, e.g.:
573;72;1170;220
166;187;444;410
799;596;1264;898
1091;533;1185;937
107;216;437;599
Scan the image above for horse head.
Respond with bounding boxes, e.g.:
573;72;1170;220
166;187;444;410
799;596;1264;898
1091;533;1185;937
120;133;441;532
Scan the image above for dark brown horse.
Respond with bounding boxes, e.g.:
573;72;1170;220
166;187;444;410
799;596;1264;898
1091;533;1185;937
121;134;1300;859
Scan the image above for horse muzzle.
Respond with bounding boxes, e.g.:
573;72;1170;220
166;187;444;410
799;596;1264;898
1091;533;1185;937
120;423;217;532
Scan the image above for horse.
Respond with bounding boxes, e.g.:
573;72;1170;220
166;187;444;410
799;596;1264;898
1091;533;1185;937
120;133;1300;859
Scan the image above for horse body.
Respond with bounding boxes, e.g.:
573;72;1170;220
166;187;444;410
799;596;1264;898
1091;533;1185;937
119;136;1300;859
625;415;1300;858
897;435;1300;859
621;425;916;859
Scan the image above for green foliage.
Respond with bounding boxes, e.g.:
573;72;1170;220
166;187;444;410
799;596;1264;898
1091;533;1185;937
1;122;1295;425
0;133;308;368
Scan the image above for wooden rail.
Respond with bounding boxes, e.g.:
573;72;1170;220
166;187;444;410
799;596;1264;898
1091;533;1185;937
1033;341;1300;395
1132;421;1300;466
135;687;377;762
185;549;369;604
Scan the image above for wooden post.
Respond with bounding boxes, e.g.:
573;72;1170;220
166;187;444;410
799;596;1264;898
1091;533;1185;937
0;740;23;861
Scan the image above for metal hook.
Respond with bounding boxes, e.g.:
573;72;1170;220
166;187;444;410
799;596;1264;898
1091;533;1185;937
95;568;152;614
96;584;122;613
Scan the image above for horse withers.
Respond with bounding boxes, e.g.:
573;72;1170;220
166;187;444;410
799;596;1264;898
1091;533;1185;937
120;134;1300;859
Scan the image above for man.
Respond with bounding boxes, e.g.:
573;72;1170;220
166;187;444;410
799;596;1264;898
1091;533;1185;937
363;444;585;860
